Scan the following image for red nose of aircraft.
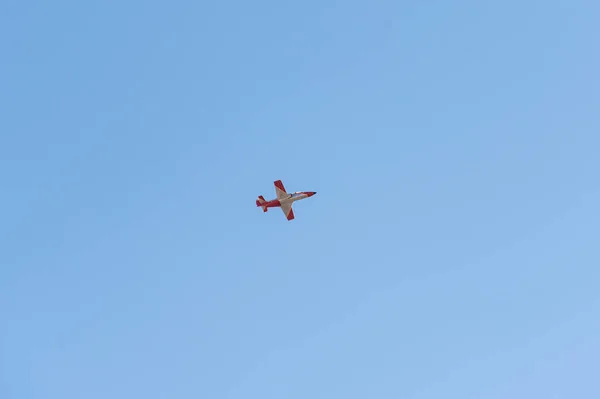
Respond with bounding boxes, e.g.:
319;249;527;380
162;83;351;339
307;191;316;197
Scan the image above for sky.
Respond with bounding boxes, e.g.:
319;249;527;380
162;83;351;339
1;0;599;398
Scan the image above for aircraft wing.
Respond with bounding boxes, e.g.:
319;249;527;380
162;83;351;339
280;202;295;221
274;180;288;199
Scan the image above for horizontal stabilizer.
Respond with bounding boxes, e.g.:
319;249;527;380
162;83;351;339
256;195;268;211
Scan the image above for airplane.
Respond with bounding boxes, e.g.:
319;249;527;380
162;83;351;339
256;180;317;221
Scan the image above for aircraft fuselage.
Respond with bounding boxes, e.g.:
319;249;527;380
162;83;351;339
261;191;316;208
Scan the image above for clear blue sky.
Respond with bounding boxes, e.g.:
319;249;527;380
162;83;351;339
2;0;599;398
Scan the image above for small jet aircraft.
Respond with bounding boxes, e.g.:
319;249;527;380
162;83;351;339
256;180;316;220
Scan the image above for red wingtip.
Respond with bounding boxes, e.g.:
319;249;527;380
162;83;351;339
274;180;286;192
286;208;295;220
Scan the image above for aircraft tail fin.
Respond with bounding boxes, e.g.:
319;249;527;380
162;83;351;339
256;195;268;212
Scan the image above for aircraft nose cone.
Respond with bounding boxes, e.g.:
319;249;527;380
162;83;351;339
308;191;316;197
